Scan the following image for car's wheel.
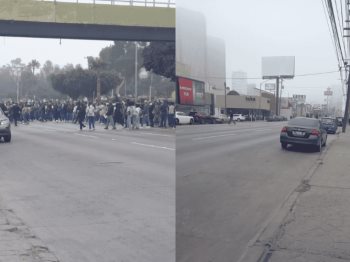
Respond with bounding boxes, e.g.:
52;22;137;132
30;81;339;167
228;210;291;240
281;142;287;149
199;119;204;124
190;119;194;125
4;135;11;143
316;140;322;152
211;119;215;124
176;119;179;125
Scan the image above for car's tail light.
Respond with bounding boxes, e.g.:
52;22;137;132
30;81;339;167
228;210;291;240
281;127;287;133
311;129;320;136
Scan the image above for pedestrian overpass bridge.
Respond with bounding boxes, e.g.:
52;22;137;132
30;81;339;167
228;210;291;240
0;0;175;41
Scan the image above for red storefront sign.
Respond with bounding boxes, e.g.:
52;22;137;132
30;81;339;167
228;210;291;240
178;77;194;105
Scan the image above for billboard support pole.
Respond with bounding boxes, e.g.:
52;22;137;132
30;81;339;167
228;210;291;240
275;77;280;116
224;81;227;115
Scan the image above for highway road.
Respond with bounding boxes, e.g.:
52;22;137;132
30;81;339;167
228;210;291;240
0;122;175;262
176;121;338;262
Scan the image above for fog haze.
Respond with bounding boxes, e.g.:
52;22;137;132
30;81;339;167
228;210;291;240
177;0;345;105
0;37;113;68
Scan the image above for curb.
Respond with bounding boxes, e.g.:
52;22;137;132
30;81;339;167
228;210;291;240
237;133;341;262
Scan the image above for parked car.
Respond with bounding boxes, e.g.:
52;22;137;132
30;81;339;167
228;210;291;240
232;114;246;122
189;111;215;124
214;114;229;124
321;117;338;134
176;111;194;125
266;115;286;122
243;115;256;121
336;117;343;127
280;117;327;152
0;107;11;142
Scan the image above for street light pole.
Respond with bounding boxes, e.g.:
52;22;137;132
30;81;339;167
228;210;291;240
259;79;270;120
149;71;153;101
135;42;138;103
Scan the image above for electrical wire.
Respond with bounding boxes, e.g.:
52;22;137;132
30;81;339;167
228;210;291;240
322;0;343;66
190;70;340;80
326;0;345;65
334;0;347;58
322;0;346;99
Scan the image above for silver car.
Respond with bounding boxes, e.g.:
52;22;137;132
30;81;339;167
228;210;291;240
0;108;11;142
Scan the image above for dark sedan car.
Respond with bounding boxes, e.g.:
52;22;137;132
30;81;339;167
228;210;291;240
280;117;327;152
189;111;218;124
321;117;338;134
0;108;11;142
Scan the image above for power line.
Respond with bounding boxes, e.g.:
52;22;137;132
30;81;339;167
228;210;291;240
326;0;346;65
194;70;340;80
334;0;347;58
322;1;339;63
322;0;342;65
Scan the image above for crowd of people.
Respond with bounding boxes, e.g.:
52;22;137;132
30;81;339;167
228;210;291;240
0;98;176;131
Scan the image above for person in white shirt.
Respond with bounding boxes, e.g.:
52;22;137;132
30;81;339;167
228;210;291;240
86;103;96;130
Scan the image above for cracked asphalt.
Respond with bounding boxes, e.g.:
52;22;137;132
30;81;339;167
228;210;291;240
263;130;350;262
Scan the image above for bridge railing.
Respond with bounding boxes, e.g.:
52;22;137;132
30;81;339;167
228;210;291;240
37;0;175;8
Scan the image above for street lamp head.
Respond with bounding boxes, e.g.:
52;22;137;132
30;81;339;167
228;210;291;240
139;67;149;79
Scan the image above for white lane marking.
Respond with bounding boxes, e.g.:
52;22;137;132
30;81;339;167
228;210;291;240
131;142;175;151
74;133;99;139
252;128;275;132
192;133;237;141
139;132;174;137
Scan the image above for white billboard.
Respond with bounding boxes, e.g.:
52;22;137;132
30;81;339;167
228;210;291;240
262;56;295;79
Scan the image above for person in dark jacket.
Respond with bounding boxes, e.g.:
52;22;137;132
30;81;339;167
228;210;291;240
11;103;21;126
76;102;86;130
105;102;115;130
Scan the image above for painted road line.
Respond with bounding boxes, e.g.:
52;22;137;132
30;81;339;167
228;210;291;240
252;128;275;132
138;132;174;137
192;133;237;141
74;133;99;139
131;142;175;151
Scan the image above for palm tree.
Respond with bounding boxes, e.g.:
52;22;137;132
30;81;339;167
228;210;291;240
28;59;40;75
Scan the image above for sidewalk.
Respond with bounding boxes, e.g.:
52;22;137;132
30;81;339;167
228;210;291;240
247;130;350;262
0;204;59;262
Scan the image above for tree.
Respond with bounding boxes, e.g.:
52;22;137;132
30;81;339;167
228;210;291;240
49;65;120;100
142;42;175;81
99;41;146;97
28;59;40;75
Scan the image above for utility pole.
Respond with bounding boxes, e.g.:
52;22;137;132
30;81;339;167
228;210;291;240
343;68;350;132
224;81;227;115
279;79;284;116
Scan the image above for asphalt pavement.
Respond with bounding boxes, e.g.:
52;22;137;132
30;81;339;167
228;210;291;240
176;121;338;262
248;128;350;262
0;121;175;262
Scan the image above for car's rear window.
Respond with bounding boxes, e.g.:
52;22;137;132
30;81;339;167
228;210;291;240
288;118;319;127
321;118;335;124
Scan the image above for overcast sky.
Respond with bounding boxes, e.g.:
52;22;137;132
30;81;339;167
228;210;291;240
0;37;113;69
178;0;346;105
